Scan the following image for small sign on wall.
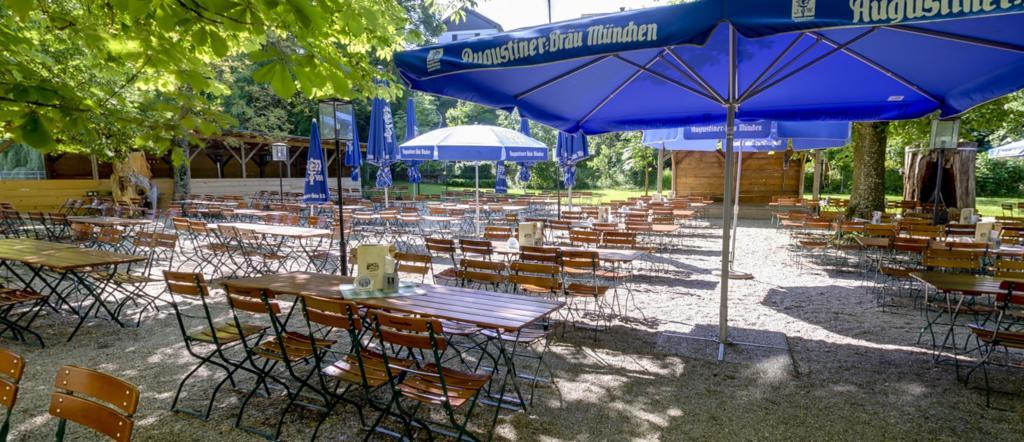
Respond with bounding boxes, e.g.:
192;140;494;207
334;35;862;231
271;143;288;162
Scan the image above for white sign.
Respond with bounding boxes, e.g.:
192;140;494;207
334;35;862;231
271;144;288;162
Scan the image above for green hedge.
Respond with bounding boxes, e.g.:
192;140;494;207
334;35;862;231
445;178;496;188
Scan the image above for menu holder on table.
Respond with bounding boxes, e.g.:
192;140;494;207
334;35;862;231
340;281;426;300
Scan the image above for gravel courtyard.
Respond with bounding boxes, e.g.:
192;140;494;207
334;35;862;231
4;220;1023;441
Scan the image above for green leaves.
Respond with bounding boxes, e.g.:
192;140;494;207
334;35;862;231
252;61;296;99
13;113;55;151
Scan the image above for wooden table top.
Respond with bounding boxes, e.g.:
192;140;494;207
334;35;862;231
177;200;239;207
855;236;892;248
0;239;145;271
227;271;564;331
215;223;331;239
910;271;1014;296
228;209;288;217
67;216;153;227
491;241;646;263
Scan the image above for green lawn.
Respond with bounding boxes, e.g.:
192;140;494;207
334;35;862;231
805;193;1023;216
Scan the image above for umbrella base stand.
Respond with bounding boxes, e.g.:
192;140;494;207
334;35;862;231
712;268;754;280
657;331;790;363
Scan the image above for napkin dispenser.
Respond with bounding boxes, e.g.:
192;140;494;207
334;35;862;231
518;222;543;247
356;244;398;292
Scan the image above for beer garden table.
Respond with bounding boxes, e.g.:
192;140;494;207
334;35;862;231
226;271;565;416
0;239;146;344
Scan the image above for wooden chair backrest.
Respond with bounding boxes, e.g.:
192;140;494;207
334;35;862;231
561;250;599;270
459;259;507;284
302;296;361;331
995;260;1024;280
70;223;94;241
370;310;446;351
510;261;561;276
0;348;24;410
96;227;123;246
864;224;897;238
223;284;280;315
49;365;139;442
460;239;493;257
162;271;209;297
922;248;982;271
395;252;431;275
425;237;456;255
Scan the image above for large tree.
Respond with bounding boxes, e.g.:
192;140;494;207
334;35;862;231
848;122;890;218
0;0;441;159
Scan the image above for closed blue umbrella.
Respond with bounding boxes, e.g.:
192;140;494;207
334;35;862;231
495;161;508;194
517;117;533;183
367;88;397;206
556;132;589;211
303;119;330;204
405;98;423;194
345;111;361;182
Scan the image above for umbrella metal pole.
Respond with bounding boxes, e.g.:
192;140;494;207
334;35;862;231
717;25;737;362
556;167;562;219
278;162;284;202
475;162;481;235
335;138;348;276
657;146;665;196
728;146;753;280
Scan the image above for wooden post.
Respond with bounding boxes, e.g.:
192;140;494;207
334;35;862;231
90;155;99;180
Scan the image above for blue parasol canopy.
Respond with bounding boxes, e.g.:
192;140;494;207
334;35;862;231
303;119;330;204
398;125;549;162
396;1;1024;134
642;120;851;151
556;132;589;188
988;139;1024;160
495;161;508;194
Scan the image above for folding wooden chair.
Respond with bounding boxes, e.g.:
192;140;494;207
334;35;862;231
965;281;1024;406
458;259;507;292
48;365;139;442
0;348;23;440
163;271;266;420
367;310;492;441
225;284;335;440
509;262;562;298
459;238;494;261
568;229;602;248
425;237;460;286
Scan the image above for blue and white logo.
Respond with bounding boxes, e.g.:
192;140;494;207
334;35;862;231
427;48;443;72
792;0;815;21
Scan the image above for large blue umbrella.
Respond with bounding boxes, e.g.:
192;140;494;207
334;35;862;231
400;125;548;230
518;117;533;182
303;119;330;204
367;90;397;206
396;2;1024;360
405;98;423;191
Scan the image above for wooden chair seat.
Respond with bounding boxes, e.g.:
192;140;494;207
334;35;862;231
397;364;491;408
252;332;336;362
0;288;44;306
565;283;609;298
968;323;1024;348
321;349;414;388
879;266;914;279
518;283;560;295
480;328;549;344
925;301;994;316
189;322;267;345
439;319;481;336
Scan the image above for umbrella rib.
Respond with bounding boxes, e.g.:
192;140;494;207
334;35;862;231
743;28;876;103
885;25;1024;53
578;54;661;129
611;54;720;105
662;49;726;104
737;33;809;103
811;32;941;104
739;35;828;102
515;55;613;100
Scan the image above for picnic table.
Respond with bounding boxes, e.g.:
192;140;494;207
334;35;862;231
0;239;147;344
910;271;1007;362
213;222;332;272
227;271;564;412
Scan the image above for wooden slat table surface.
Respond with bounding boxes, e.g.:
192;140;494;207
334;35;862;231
0;239;145;271
910;271;1012;296
67;216;154;227
214;222;331;239
227;271;564;331
228;209;289;218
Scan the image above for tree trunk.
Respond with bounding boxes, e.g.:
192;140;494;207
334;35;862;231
643;169;649;195
848;122;889;218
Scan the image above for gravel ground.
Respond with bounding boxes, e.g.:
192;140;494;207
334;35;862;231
4;220;1024;441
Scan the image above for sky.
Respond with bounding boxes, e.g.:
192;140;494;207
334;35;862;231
455;0;668;31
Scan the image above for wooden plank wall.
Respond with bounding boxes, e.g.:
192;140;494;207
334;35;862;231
672;151;802;203
0;179;174;212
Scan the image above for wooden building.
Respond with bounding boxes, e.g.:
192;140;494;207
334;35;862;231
671;150;805;203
